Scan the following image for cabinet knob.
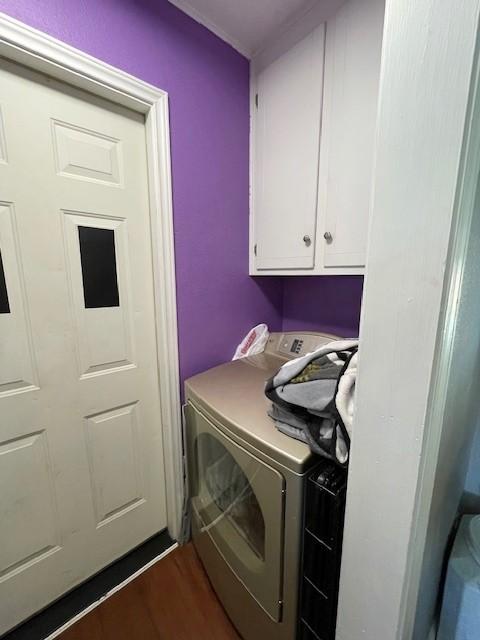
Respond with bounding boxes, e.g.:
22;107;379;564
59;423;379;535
303;235;311;246
323;231;333;242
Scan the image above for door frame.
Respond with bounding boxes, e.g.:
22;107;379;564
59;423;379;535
0;13;184;540
335;1;480;639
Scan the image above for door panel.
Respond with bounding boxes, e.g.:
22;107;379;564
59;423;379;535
0;430;60;580
0;202;38;394
0;59;167;633
85;403;145;527
52;119;123;186
62;211;135;377
187;403;285;622
0;105;7;163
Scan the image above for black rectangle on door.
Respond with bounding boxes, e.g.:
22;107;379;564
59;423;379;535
78;226;120;308
0;249;10;314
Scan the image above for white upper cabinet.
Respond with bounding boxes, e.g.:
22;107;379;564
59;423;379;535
250;0;385;275
252;26;325;271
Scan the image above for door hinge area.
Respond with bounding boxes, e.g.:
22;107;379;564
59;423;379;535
255;93;258;108
254;243;257;256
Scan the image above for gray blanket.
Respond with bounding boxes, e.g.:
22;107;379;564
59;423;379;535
265;340;358;465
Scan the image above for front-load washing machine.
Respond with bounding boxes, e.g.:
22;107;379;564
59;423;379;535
184;331;338;640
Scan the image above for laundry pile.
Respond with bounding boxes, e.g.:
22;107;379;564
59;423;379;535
265;340;358;466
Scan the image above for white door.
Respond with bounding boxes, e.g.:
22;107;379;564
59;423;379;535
253;25;325;270
0;59;167;634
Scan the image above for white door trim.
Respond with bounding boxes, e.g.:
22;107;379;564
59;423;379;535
397;16;480;637
0;13;184;540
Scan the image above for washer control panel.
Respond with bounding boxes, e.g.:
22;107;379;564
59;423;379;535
289;338;304;355
266;332;339;359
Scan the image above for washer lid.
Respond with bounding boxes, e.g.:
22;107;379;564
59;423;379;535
185;353;313;473
185;331;342;473
467;515;480;566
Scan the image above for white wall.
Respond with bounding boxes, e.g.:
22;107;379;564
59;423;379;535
412;180;480;637
335;1;480;639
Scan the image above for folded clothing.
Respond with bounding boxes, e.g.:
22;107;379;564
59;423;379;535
265;340;358;466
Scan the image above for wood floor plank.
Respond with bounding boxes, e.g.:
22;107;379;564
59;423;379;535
58;544;241;640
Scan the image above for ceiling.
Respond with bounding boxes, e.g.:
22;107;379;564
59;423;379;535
167;0;344;58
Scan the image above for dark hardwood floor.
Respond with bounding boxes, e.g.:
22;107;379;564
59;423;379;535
58;543;241;640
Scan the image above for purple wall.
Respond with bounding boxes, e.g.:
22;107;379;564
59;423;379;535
0;1;363;387
0;0;284;383
282;276;363;338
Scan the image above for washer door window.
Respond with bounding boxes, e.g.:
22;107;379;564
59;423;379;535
187;403;285;621
199;431;266;560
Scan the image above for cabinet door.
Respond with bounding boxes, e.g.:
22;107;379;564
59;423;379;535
253;26;325;271
318;0;385;269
